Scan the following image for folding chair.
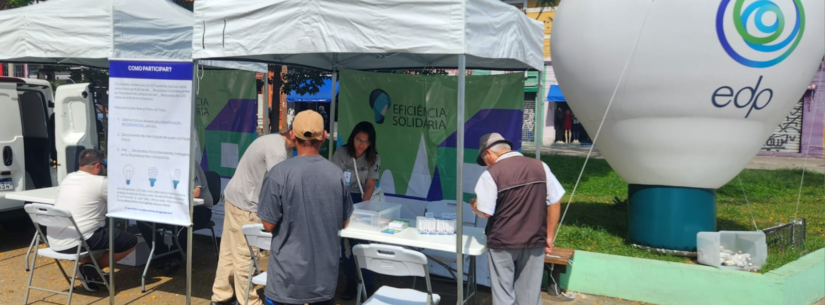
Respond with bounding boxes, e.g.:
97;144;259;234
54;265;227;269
353;244;440;305
23;203;109;305
197;170;222;258
242;224;271;305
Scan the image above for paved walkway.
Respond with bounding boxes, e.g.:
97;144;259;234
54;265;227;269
523;144;825;174
0;225;646;305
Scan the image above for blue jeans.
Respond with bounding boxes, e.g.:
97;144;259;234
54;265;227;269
343;193;374;288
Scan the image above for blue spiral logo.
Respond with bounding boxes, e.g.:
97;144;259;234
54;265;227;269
716;0;805;68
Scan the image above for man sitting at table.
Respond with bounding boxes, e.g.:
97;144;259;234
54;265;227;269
48;149;137;292
257;110;353;305
136;165;214;273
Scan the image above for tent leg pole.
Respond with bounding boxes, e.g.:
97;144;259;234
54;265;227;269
535;70;543;159
456;54;466;305
109;218;115;305
329;68;338;159
263;64;270;135
186;60;199;305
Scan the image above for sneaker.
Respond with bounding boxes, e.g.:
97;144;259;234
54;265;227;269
77;265;99;292
81;264;110;282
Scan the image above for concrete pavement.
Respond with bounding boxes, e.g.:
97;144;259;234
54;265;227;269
523;144;825;174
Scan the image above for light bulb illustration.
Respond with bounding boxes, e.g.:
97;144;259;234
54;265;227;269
148;167;158;187
172;169;181;189
123;165;134;185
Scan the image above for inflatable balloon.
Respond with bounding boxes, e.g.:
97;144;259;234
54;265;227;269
552;0;824;250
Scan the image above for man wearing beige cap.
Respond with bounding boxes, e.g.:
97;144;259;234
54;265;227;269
211;128;294;305
470;132;564;305
257;110;354;305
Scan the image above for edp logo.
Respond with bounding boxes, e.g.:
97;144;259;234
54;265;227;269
711;76;773;118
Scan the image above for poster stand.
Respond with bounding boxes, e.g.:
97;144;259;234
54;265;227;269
105;59;198;304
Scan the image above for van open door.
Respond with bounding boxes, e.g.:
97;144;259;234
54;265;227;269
0;82;26;212
55;84;98;183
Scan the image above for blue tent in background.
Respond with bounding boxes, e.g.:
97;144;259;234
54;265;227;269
287;80;339;103
546;84;566;102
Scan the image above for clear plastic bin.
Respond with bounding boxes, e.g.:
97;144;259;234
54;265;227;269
348;201;402;231
697;231;767;271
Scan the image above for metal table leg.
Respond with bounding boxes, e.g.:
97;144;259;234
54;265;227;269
141;223;158;293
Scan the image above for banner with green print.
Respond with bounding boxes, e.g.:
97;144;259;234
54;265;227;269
194;69;258;179
338;70;524;205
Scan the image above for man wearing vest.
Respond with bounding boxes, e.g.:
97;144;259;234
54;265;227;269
470;133;564;305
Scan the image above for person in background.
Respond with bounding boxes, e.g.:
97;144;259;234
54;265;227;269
49;149;137;292
554;106;565;144
211;132;294;305
331;121;380;300
318;105;330;132
564;109;573;144
572;113;581;144
257;110;353;305
470;133;564;305
137;165;214;273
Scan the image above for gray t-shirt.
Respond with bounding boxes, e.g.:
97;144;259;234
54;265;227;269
224;134;287;213
331;146;380;194
257;155;354;304
193;166;213;208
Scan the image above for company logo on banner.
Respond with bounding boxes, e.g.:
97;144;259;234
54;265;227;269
339;70;524;207
716;0;805;68
551;0;823;189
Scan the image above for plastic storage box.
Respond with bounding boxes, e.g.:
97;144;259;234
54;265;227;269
697;231;768;271
349;201;402;231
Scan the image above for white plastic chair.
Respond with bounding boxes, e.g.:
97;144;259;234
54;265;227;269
353;244;440;305
23;203;109;305
242;224;271;305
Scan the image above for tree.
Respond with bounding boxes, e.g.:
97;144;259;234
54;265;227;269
0;0;34;10
171;0;193;11
533;0;560;21
280;66;330;96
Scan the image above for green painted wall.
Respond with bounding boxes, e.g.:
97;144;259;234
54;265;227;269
560;249;825;305
773;248;825;305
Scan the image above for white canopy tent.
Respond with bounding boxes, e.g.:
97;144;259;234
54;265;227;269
193;0;543;71
0;0;266;72
193;0;543;303
0;0;267;304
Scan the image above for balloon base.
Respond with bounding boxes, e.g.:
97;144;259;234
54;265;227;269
628;184;716;251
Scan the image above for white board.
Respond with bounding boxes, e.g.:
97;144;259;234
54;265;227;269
106;60;195;226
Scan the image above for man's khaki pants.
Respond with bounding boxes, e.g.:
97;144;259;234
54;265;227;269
212;201;262;305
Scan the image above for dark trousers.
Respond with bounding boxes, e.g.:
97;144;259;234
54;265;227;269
572;124;581;140
136;206;212;255
342;193;374;288
265;297;334;305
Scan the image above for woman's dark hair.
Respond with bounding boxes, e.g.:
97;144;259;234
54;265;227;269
345;121;378;166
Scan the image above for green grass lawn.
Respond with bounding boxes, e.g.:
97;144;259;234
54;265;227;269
527;153;825;273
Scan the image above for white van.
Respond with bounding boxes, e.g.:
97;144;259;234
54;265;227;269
0;78;98;230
